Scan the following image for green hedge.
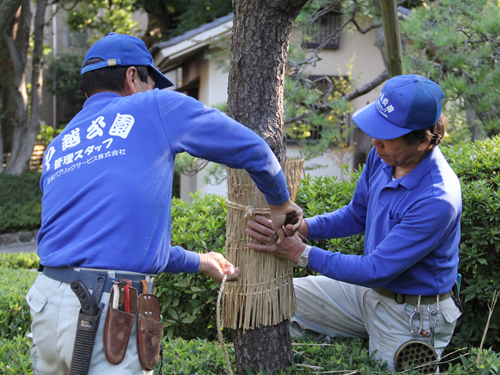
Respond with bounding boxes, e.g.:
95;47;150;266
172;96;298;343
442;136;500;351
0;267;37;340
2;136;500;354
0;171;42;235
2;333;500;374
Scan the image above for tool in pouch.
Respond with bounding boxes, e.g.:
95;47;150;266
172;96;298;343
268;210;299;247
103;279;137;365
69;279;105;375
137;279;164;371
102;278;163;371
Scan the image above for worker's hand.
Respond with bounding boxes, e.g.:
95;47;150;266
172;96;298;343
268;199;304;244
246;215;306;263
198;252;240;283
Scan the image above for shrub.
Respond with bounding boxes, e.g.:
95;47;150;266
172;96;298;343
0;335;33;375
0;171;42;235
442;135;500;352
1;332;499;375
156;192;227;341
0;252;40;270
0;268;37;341
4;136;500;353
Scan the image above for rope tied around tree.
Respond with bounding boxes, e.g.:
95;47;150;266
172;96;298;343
225;200;270;218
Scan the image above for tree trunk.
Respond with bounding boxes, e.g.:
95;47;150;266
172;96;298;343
233;320;293;374
4;0;46;175
227;0;307;162
0;86;4;172
466;107;483;141
226;1;307;373
0;0;23;38
350;28;387;169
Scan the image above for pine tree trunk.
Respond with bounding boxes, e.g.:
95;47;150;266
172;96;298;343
226;1;307;373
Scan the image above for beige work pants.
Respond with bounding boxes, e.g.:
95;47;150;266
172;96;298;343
26;273;152;375
291;276;462;371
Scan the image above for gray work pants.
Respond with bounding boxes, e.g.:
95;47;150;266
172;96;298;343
291;276;462;371
26;273;152;375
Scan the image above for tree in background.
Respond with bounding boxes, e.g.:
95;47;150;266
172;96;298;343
401;0;500;142
1;0;47;175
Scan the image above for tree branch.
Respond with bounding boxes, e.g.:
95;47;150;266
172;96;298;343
284;70;388;125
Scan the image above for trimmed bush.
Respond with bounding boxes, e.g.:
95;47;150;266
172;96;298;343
0;267;37;341
442;136;500;351
0;252;40;270
1;332;500;374
0;171;42;235
3;136;500;353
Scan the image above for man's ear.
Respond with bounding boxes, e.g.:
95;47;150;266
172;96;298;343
123;66;138;95
417;138;433;152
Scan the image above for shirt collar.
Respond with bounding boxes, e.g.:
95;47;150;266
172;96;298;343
83;92;122;109
381;146;441;190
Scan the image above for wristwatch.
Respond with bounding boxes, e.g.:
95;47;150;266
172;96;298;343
297;245;312;268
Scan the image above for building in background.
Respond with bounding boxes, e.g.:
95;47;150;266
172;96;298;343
151;12;385;200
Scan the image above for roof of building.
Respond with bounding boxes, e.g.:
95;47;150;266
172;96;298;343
150;12;234;57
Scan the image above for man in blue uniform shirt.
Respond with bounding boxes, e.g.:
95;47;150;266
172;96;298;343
246;75;462;371
26;33;302;375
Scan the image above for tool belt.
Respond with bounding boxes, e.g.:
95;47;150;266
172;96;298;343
42;266;162;372
373;286;453;305
42;266;154;293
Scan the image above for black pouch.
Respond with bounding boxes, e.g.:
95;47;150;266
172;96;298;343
103;279;137;365
451;280;463;313
137;280;164;371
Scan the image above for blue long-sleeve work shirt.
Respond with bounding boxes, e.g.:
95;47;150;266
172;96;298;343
37;90;289;274
306;146;462;295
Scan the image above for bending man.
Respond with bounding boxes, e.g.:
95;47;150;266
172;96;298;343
27;32;302;375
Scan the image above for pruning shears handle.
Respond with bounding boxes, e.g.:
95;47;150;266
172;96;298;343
268;210;299;247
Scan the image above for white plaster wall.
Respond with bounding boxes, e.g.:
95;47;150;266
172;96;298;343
290;27;385;112
207;59;229;107
182;145;353;200
178;26;383;200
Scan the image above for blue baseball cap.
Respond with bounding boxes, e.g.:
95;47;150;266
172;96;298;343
81;32;173;89
352;75;443;140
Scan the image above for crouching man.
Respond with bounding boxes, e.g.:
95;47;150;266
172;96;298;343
246;75;462;371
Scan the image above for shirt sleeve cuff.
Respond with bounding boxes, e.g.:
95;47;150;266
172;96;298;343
181;250;201;273
306;246;326;273
305;217;322;239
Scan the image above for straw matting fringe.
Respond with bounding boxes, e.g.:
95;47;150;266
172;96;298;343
222;158;305;330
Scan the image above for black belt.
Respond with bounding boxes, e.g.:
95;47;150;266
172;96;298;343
42;266;154;294
373;287;452;305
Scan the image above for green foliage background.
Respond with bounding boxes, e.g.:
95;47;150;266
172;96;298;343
1;136;500;373
0;172;42;235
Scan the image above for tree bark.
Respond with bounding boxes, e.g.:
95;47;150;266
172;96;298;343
0;0;23;38
227;0;307;162
466;107;483;141
0;86;4;172
233;320;293;375
226;0;307;373
4;0;47;175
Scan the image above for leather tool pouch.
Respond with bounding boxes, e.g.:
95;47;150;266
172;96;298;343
137;280;163;371
103;278;137;364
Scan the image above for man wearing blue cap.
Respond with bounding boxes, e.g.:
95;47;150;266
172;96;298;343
246;75;462;371
26;33;303;374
